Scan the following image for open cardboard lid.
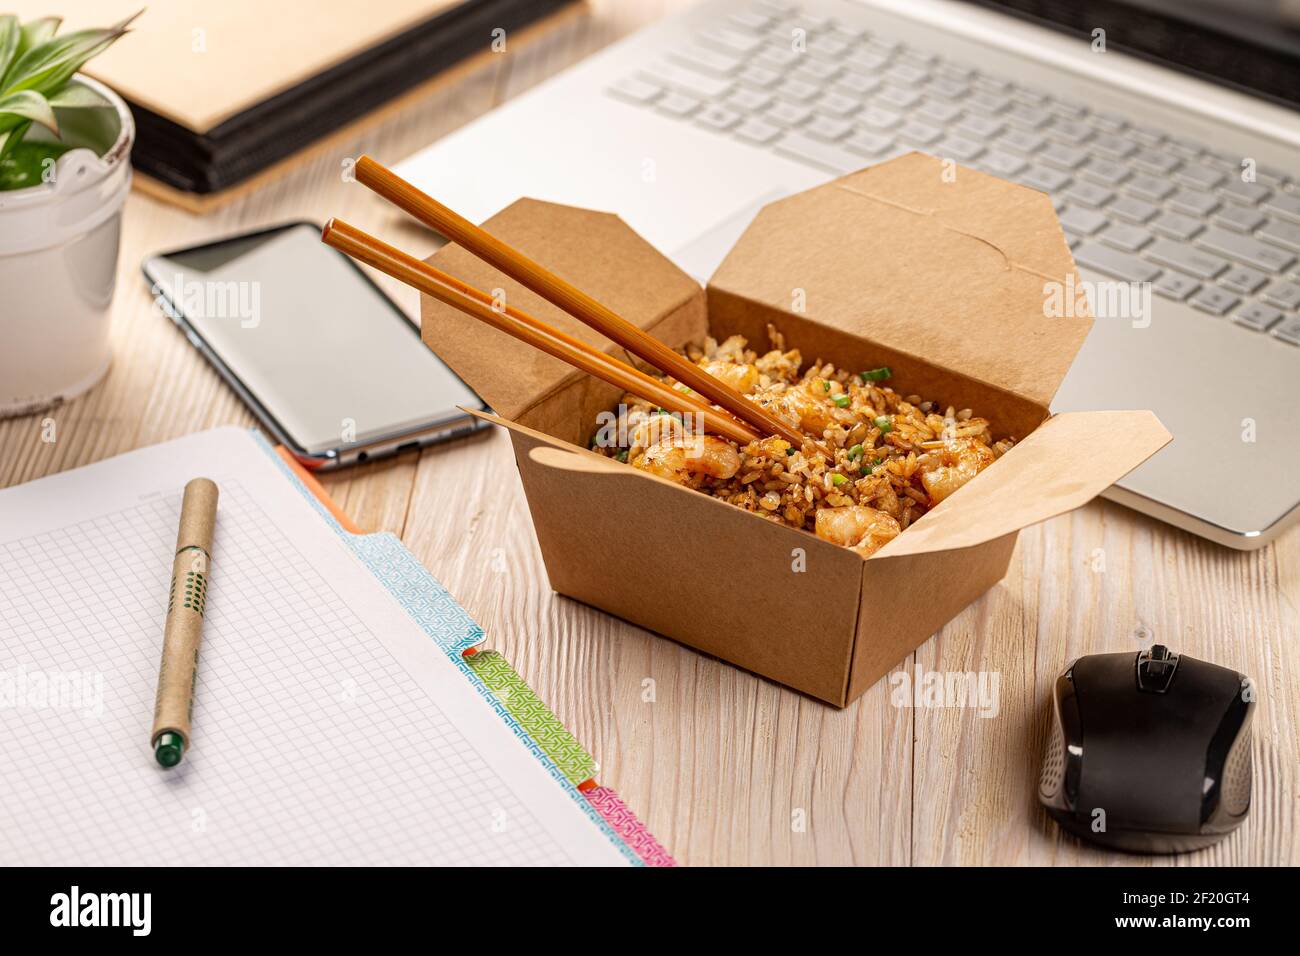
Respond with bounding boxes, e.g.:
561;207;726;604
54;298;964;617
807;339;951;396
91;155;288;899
420;198;704;421
872;409;1171;557
709;152;1093;408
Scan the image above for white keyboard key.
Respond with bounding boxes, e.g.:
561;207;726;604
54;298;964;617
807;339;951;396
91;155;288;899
641;62;733;99
773;131;863;173
916;99;964;125
1152;270;1201;301
1100;223;1152;252
999;128;1047;154
1189;286;1240;315
1220;265;1269;296
1058;205;1108;236
1145;239;1228;279
726;87;773;113
1125;174;1176;203
656;91;701;117
1233;302;1284;331
1211;204;1266;233
1020;164;1071;192
806;114;854;141
1261;280;1300;310
1150;211;1204;241
1131;147;1179;175
699;26;766;56
1109;195;1159;223
608;77;662;104
1064;181;1115;208
876;85;923;110
834;70;881;97
738;63;782;88
980;150;1028;178
1262;192;1300;223
777;76;821;102
935;134;986;162
1172;163;1226;190
1073;241;1161;282
765;100;813;126
844;129;897;157
1039;141;1086;169
733;117;782;144
1197;225;1297;273
898;120;943;145
1219;178;1272;204
1258;218;1300;254
816;90;860;117
1271;316;1300;346
1167;189;1219;218
859;104;902;129
695;105;742;131
668;44;745;77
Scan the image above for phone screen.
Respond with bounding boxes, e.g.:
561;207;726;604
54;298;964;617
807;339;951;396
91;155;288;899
144;223;484;458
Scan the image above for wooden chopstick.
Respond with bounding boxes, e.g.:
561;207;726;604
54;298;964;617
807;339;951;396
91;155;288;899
351;155;810;450
321;218;761;447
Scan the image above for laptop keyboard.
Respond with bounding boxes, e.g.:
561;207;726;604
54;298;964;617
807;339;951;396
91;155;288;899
606;0;1300;346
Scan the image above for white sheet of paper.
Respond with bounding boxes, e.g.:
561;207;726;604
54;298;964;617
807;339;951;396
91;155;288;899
0;427;630;866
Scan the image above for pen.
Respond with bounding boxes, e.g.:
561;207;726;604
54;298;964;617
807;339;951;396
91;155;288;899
150;477;219;768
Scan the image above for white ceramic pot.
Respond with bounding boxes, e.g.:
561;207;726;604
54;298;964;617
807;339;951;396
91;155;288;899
0;74;133;417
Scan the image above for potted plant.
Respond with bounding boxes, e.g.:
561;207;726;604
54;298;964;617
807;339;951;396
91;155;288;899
0;12;136;417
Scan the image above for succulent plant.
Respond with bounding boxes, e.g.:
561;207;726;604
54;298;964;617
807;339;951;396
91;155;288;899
0;11;137;190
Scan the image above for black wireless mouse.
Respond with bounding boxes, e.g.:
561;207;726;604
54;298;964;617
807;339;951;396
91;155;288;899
1039;645;1253;853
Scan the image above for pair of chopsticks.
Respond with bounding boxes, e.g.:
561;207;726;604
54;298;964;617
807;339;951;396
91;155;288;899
323;156;811;451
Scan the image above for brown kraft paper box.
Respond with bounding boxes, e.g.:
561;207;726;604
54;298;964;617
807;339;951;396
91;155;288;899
418;152;1171;707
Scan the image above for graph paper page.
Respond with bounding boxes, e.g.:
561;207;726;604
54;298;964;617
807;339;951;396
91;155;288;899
0;427;629;866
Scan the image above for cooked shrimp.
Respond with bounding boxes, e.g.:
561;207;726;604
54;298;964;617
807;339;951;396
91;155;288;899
701;360;759;394
814;505;901;557
916;437;995;504
635;435;741;482
629;412;685;454
771;384;843;435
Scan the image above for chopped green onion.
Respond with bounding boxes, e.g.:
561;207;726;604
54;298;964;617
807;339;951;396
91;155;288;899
860;367;892;382
616;450;628;463
822;380;832;392
833;394;851;408
863;464;875;475
831;473;848;486
785;447;796;456
847;444;863;460
874;415;892;433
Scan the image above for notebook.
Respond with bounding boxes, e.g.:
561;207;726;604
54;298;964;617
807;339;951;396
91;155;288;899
0;427;669;866
8;0;574;203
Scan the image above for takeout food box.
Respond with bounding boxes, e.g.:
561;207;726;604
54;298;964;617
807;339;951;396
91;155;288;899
419;152;1170;707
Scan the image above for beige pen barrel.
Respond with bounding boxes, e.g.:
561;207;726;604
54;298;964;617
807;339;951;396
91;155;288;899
151;478;218;768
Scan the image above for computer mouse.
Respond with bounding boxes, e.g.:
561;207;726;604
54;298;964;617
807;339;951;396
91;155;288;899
1039;645;1253;853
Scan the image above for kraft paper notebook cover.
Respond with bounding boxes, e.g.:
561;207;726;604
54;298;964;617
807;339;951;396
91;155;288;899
0;427;672;866
11;1;574;201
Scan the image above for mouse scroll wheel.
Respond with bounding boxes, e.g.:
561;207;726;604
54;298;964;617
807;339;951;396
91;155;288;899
1137;644;1179;693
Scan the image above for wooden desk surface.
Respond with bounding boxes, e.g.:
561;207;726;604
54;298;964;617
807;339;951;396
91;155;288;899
1;0;1295;866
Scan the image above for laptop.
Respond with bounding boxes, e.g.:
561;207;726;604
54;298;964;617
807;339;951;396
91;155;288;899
394;0;1300;549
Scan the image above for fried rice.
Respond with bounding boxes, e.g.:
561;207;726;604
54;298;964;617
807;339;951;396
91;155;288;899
593;325;1016;557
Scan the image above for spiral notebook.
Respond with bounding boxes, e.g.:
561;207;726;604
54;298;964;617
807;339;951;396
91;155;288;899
0;427;671;866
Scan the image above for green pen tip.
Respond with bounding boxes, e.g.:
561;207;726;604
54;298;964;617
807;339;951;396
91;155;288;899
155;732;184;768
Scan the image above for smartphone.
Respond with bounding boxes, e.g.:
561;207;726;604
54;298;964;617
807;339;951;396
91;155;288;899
143;222;488;469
